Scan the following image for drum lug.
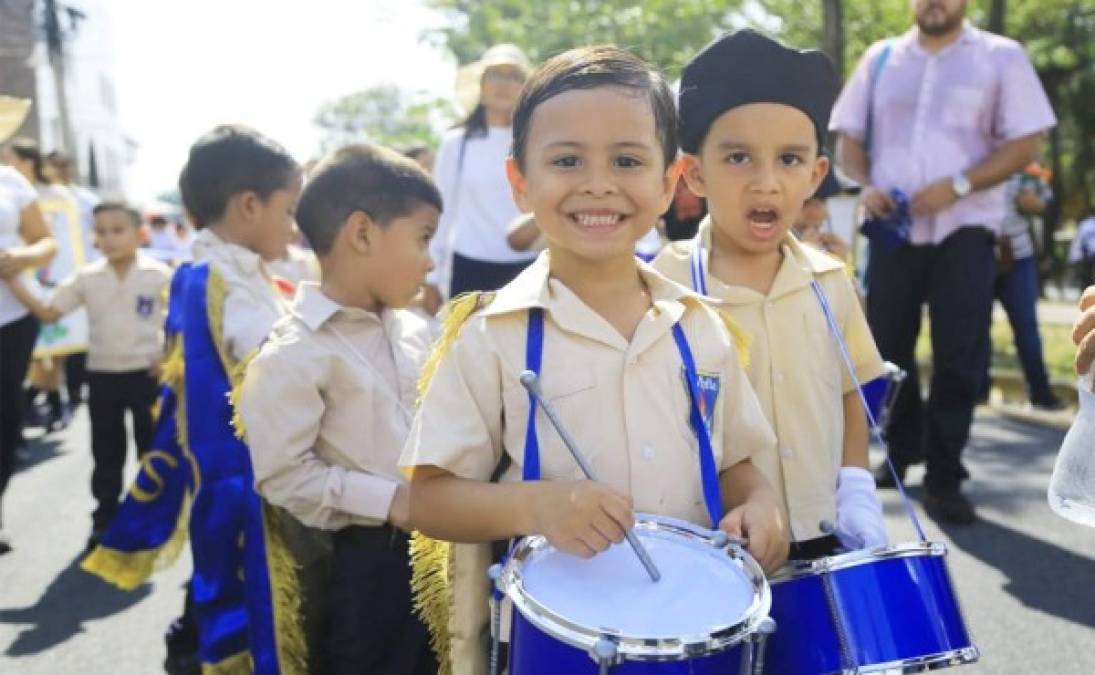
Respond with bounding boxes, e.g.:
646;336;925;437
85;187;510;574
751;617;777;675
591;637;619;674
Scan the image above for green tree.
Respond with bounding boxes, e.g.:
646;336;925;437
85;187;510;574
314;84;456;153
423;0;742;76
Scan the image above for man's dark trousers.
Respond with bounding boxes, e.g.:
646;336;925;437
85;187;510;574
866;226;997;495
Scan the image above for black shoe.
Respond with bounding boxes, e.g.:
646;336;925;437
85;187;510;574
0;531;11;556
1031;395;1068;412
874;461;907;489
163;652;201;675
924;490;976;525
164;615;200;675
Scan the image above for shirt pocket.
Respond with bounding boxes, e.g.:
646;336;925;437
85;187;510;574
663;361;723;461
942;86;986;130
502;368;601;480
804;310;843;393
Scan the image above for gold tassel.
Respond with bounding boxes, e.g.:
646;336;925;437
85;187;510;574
80;492;192;591
228;350;258;440
260;503;309;675
202;650;252;675
407;291;489;674
410;533;454;675
205;268;235;377
715;307;751;370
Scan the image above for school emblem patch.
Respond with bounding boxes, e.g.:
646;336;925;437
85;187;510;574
136;295;155;318
682;368;721;437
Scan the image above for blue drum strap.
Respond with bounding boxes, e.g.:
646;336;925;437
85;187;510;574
523;307;545;481
809;280;927;541
690;237;708;296
672;323;725;528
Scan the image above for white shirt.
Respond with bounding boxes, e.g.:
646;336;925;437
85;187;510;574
1070;217;1095;264
241;283;433;529
190;228;288;362
0;167;40;326
428;126;536;296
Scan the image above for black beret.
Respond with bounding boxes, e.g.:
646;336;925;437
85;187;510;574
678;29;839;154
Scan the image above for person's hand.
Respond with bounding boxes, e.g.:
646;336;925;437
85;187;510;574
1074;285;1095;375
910;178;959;217
532;480;633;558
860;186;896;219
148;361;164;380
817;232;851;262
419;284;444;316
1015;188;1045;216
719;493;789;574
0;249;31;279
835;467;888;550
389;483;412;531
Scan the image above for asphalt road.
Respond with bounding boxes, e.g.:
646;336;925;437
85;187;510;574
1;405;1093;674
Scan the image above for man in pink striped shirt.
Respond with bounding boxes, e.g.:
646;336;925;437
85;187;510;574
831;0;1055;525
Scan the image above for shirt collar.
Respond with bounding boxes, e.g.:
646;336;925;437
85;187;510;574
192;228;264;274
906;20;978;56
693;216;845;304
480;249;702;351
291;282;384;332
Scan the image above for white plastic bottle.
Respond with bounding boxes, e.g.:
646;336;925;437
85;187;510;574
1048;370;1095;526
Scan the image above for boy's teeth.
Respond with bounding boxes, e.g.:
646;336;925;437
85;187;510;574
575;213;620;227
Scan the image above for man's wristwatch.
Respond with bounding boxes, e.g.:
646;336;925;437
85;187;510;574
951;173;972;198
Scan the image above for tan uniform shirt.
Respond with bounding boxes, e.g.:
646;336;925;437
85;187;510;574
401;250;776;525
239;282;433;530
191;228;290;362
49;254;172;372
653;218;885;539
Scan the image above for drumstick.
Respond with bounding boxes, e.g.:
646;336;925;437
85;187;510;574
520;370;662;582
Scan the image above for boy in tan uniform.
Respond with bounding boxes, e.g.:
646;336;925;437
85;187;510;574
239;145;440;674
5;202;171;548
654;30;887;558
400;46;787;674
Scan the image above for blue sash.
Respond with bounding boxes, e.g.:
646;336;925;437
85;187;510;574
522;307;724;527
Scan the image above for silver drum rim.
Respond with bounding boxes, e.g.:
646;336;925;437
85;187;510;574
501;513;772;661
769;540;949;582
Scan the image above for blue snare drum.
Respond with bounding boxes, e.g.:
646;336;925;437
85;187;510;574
765;542;979;674
501;515;772;674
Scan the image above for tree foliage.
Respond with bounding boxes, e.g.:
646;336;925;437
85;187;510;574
423;0;743;77
313;84;456;153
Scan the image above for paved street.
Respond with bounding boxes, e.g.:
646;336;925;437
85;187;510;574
1;405;1094;673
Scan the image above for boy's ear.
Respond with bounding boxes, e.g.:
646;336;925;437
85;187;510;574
505;157;531;212
679;154;708;200
810;154;831;198
236;191;262;222
345;210;377;255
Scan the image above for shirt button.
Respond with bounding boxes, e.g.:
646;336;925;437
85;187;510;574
780;446;794;459
641;444;656;460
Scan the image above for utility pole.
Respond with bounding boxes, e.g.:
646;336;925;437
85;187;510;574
42;0;84;156
822;0;845;82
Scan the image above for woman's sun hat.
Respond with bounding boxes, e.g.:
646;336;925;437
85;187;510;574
454;43;533;113
0;96;32;144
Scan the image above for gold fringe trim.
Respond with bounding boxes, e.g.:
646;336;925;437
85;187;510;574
260;503;308;675
206;268;235;378
80;492;192;591
417;292;484;405
410;532;453;675
228;350;258;440
715;307;752;370
202;649;252;675
407;291;487;674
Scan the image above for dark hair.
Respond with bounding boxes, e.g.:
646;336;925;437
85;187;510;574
93;201;142;227
9;137;49;184
177;124;299;229
402;144;432;161
511;46;677;170
295;143;443;255
454;104;489;140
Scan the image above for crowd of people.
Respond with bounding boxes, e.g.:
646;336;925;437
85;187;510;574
1;0;1094;673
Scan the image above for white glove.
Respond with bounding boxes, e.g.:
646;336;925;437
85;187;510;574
835;466;888;550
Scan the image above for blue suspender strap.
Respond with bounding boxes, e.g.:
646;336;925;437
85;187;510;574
809;280;927;541
671;322;725;528
523;307;545;481
690;238;708;296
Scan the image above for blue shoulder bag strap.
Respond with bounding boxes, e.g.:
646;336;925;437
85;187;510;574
865;40;894;155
